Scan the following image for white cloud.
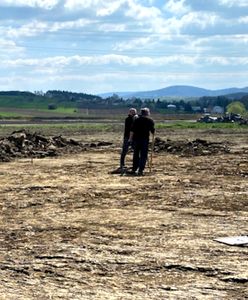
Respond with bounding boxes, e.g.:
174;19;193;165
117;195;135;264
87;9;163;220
219;0;248;7
64;0;129;16
239;16;248;24
4;21;48;39
191;34;248;53
0;38;25;58
0;38;22;50
64;0;125;12
0;0;59;9
0;0;247;92
180;11;219;29
96;1;125;16
98;23;126;32
2;19;95;39
64;0;162;23
2;69;247;94
113;36;154;51
50;19;95;31
64;0;96;10
163;0;190;16
4;53;247;71
125;1;161;20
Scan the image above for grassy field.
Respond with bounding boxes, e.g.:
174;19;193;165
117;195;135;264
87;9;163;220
0;103;202;120
0;119;247;137
0;123;117;138
0;111;28;119
156;120;248;129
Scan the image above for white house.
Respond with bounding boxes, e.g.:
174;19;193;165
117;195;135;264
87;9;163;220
212;106;224;114
167;104;177;110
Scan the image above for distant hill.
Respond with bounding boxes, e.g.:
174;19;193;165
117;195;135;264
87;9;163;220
99;85;248;99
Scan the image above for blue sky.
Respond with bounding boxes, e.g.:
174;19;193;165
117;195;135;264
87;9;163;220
0;0;247;95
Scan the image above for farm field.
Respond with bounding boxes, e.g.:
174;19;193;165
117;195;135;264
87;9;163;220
0;124;247;299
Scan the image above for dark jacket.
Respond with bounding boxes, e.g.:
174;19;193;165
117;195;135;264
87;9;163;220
131;116;155;140
124;115;135;138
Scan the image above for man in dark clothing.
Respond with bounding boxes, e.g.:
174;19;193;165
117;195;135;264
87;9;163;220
129;107;155;176
119;108;137;169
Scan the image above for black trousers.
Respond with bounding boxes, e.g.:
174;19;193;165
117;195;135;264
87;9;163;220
132;138;149;172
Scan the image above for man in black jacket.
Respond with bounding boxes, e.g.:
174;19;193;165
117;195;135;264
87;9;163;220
129;107;155;176
119;108;137;169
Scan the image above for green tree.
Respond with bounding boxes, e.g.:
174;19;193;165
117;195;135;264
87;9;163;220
226;101;246;115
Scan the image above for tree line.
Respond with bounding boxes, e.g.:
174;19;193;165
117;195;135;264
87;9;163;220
0;90;247;114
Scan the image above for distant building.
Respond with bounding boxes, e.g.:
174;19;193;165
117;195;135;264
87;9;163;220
192;106;202;112
212;106;224;114
167;104;177;110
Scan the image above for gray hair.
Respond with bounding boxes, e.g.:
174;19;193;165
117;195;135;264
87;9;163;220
129;108;137;115
140;107;150;116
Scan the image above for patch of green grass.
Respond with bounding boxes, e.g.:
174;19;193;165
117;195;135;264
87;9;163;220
0;111;29;118
0;95;77;111
52;107;77;114
0;111;33;120
0;107;80;119
0;96;48;109
0;119;247;139
0;123;116;137
37;123;113;130
156;121;248;129
37;107;78;114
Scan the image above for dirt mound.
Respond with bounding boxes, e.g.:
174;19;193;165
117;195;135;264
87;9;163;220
0;129;112;162
153;137;230;156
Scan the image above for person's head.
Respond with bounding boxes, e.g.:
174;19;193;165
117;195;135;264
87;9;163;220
128;108;137;116
140;107;150;116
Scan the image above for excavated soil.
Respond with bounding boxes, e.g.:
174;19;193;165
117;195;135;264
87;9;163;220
0;128;247;299
0;129;112;162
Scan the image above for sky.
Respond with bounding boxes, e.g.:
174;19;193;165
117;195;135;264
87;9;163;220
0;0;248;95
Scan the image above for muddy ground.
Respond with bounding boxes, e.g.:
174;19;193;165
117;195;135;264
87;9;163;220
0;128;247;299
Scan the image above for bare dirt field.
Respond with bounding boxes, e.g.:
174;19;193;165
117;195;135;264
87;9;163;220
0;127;247;299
